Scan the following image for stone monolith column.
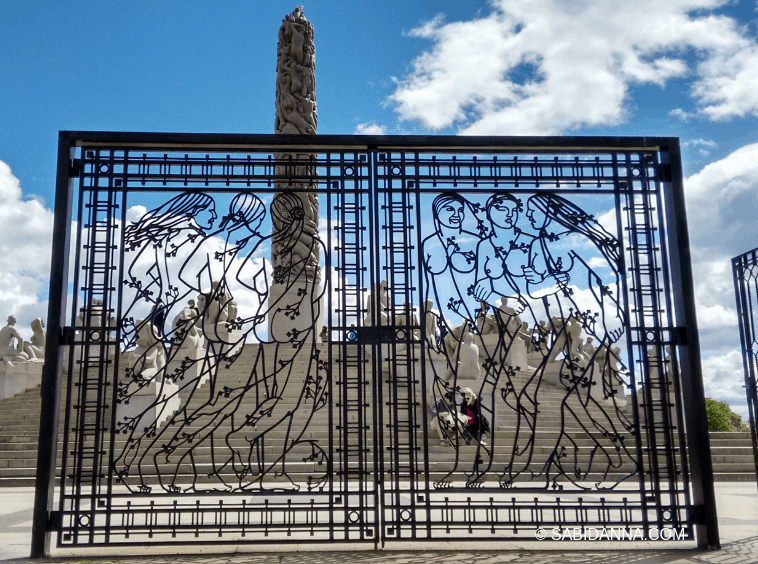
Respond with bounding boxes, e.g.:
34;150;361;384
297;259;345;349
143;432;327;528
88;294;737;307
268;7;324;343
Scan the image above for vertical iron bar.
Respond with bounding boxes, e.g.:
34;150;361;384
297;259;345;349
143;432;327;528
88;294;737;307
732;251;758;490
661;141;719;549
31;132;75;557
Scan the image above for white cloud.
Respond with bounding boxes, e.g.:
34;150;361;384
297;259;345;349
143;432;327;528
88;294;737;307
695;43;758;120
701;350;746;409
669;108;694;122
684;138;717;149
126;205;147;223
354;122;387;135
0;161;54;339
685;142;758;259
682;142;758;422
683;137;717;156
389;0;758;134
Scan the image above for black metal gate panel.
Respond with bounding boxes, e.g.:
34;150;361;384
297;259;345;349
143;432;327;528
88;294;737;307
32;133;718;553
732;248;758;484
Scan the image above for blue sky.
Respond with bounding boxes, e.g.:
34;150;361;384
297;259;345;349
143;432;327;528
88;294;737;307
2;0;758;416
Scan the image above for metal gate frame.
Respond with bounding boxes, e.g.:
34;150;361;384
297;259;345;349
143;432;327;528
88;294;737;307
31;132;719;556
732;248;758;487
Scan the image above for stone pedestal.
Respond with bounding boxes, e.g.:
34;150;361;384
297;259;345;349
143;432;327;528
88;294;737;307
268;280;324;344
0;361;43;400
115;381;181;434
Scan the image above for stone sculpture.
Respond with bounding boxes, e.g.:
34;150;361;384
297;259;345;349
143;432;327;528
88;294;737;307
124;319;167;382
476;301;498;336
396;301;420;340
565;313;585;366
171;300;204;351
0;316;29;364
444;331;480;382
268;6;324;343
0;316;45;399
23;318;46;360
199;282;240;353
365;279;390;326
74;299;117;361
423;300;439;351
272;6;320;283
275;7;317;136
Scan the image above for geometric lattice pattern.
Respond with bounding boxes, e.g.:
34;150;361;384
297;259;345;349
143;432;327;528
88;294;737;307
34;133;714;551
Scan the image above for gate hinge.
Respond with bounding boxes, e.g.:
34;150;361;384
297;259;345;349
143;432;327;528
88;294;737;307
689;504;706;524
47;510;60;532
69;158;82;178
671;327;688;346
60;326;76;346
658;163;672;183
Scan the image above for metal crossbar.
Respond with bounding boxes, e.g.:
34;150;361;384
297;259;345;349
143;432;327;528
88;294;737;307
30;133;718;555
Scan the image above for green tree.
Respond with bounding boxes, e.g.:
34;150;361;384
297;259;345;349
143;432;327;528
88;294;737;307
705;398;748;432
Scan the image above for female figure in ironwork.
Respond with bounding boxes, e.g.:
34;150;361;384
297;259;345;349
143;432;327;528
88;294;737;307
214;192;328;491
473;193;533;307
423;194;482;322
523;193;623;345
499;193;634;489
422;194;485;418
123;192;217;332
115;194;273;493
136;193;327;493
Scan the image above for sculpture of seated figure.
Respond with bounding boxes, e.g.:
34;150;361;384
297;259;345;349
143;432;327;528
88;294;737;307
365;279;390;326
580;337;595;364
395;301;420;339
423;300;440;351
492;298;523;340
124;319;166;382
22;318;46;360
443;318;472;362
476;301;498;336
565;313;585;364
200;282;239;341
444;331;480;382
517;321;532;350
544;313;583;365
172;301;205;351
0;316;30;365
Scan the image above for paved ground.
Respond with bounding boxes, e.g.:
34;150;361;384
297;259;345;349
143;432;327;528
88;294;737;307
1;483;756;563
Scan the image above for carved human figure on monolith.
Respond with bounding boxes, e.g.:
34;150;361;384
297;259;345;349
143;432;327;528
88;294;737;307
269;6;324;343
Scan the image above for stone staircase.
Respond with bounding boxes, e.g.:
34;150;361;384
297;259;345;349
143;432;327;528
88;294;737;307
1;344;756;487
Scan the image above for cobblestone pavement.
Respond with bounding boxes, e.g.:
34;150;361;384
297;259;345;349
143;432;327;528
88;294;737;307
1;485;756;563
2;540;758;564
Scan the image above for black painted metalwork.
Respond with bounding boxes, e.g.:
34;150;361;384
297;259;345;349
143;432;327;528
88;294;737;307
33;133;716;554
733;247;758;489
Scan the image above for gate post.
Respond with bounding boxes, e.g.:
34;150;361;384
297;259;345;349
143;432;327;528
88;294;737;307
31;132;74;557
661;141;720;549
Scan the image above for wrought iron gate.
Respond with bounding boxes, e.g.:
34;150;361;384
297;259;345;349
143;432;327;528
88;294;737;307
32;133;719;554
732;247;758;485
